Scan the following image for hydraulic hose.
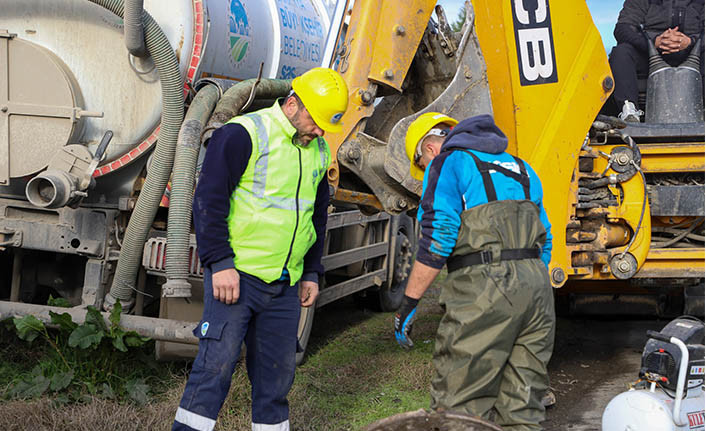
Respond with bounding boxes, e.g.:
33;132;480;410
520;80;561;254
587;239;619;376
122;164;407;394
164;83;220;296
88;0;184;310
124;0;147;58
585;171;634;189
204;79;293;142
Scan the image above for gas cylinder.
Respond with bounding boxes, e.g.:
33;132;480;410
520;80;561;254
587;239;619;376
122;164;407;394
603;385;705;431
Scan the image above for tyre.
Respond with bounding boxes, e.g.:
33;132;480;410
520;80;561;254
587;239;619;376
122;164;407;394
376;214;416;312
296;303;315;365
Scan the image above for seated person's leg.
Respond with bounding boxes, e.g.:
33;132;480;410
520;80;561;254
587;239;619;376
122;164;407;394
609;43;647;121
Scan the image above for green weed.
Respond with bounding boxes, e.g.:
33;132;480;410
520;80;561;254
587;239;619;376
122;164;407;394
4;298;161;404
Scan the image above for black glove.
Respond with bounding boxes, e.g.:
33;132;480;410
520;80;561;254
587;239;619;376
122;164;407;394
394;295;419;349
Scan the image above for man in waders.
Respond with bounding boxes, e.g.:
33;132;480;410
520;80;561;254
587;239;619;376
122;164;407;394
173;68;348;431
394;113;555;430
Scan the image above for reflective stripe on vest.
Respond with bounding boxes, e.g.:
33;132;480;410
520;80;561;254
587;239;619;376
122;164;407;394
246;112;268;198
233;190;314;212
224;102;330;284
238;112;315;211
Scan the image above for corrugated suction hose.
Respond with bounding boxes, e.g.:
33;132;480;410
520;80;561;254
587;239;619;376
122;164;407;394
165;79;294;295
124;0;147;58
205;78;293;138
88;0;184;310
163;84;220;296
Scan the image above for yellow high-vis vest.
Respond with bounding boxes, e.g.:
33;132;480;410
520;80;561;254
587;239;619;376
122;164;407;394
225;102;330;285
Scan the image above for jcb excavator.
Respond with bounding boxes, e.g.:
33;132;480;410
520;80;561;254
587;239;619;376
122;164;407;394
323;0;704;318
0;0;703;360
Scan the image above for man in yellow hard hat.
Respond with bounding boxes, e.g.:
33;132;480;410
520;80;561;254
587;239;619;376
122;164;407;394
404;112;459;181
173;67;348;431
395;113;555;430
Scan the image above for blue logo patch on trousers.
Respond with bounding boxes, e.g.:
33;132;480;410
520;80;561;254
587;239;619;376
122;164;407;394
201;321;209;337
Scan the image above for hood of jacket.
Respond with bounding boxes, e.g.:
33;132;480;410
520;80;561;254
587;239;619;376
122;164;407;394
440;114;508;154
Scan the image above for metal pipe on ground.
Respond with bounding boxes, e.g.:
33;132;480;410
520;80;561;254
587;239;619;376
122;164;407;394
364;409;502;431
0;301;198;345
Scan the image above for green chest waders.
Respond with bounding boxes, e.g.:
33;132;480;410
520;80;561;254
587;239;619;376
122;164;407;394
430;150;556;431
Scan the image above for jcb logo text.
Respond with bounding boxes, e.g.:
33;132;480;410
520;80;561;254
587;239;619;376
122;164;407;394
511;0;558;86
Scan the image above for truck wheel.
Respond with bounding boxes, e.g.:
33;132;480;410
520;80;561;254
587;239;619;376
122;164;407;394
296;304;315;365
376;215;416;312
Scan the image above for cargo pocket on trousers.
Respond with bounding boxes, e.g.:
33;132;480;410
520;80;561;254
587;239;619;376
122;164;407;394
193;319;228;374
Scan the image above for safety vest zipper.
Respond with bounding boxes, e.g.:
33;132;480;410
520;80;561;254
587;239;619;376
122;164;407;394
282;145;302;274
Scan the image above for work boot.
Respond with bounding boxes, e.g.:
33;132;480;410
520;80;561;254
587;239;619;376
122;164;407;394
618;100;643;123
541;389;556;407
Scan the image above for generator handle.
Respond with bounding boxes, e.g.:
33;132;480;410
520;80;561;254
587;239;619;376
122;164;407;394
646;330;670;343
646;330;689;426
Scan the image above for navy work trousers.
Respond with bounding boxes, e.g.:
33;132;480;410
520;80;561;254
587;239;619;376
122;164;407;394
172;269;300;431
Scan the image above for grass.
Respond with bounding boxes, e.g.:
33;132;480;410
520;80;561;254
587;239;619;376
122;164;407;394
0;283;446;430
0;320;47;395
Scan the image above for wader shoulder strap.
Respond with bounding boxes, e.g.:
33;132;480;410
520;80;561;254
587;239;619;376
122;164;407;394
461;150;531;201
463;150;497;201
511;155;531;200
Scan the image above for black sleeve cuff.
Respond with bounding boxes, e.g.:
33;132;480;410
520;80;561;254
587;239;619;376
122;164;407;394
210;257;235;274
415;249;447;270
301;272;319;284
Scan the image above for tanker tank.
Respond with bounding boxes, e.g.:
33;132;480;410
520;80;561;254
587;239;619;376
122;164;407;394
1;0;331;201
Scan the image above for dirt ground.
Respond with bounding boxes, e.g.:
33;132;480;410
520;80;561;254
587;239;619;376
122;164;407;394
317;286;669;431
543;317;666;431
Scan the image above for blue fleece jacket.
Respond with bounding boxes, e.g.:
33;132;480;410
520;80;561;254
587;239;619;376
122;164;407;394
416;114;552;269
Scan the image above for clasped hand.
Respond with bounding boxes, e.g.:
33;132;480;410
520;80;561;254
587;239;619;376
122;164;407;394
655;27;691;54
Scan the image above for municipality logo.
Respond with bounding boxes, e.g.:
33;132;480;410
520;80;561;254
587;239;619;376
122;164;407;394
330;112;343;124
229;0;251;63
201;321;209;337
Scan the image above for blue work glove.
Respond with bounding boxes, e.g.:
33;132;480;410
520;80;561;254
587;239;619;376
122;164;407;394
394;295;420;349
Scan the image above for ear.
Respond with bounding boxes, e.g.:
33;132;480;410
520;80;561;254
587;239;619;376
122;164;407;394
427;139;442;157
282;96;298;117
422;139;433;155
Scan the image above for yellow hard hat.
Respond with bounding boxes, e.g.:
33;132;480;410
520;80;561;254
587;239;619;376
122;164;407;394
291;67;349;133
405;112;458;180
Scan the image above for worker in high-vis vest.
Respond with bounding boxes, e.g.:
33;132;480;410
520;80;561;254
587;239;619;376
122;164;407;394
394;113;555;430
173;67;348;431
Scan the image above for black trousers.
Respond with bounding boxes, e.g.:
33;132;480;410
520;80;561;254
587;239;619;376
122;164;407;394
608;42;703;109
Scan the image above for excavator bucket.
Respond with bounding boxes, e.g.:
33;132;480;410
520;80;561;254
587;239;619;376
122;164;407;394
333;1;495;213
